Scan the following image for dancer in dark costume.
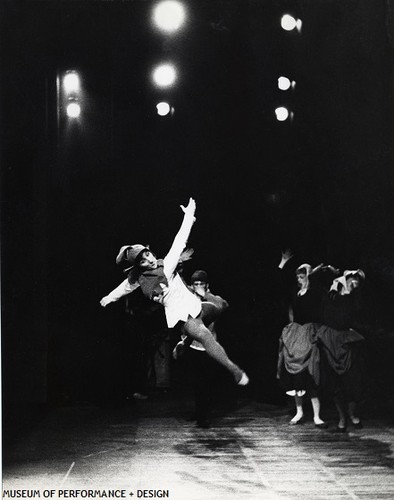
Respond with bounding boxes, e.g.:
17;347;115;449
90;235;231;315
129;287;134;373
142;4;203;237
100;198;249;386
319;269;367;431
277;258;330;427
180;269;229;428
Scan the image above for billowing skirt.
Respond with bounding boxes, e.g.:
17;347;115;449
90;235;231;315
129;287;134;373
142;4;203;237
317;326;367;402
277;322;320;394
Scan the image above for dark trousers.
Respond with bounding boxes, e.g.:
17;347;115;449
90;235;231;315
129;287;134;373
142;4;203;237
185;347;218;422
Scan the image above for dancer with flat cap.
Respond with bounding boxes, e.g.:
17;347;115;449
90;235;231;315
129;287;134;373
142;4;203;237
100;198;249;386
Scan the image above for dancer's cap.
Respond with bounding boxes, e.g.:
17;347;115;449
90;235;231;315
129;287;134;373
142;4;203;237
116;244;148;265
191;270;208;283
344;269;366;280
296;264;312;275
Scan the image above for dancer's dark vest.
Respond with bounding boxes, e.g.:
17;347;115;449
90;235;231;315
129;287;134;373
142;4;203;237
128;259;168;300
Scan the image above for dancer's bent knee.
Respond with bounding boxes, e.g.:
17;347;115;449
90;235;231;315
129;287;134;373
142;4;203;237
183;317;213;344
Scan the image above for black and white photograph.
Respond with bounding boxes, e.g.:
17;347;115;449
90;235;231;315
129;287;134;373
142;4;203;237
2;1;394;498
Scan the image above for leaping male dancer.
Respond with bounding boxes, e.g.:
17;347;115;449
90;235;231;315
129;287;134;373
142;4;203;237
100;197;249;386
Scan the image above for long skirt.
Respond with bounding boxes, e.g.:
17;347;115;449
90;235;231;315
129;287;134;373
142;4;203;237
277;322;320;394
316;326;367;403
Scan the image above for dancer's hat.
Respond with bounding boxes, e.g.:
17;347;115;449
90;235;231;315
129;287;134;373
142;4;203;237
344;269;366;280
296;264;312;275
191;270;208;283
116;244;148;265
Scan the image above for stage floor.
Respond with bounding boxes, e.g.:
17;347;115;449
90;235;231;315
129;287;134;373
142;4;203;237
3;391;394;499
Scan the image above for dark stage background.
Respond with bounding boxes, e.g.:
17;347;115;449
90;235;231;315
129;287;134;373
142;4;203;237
1;1;394;415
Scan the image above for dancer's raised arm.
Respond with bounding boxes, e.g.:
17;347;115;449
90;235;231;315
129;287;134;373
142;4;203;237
163;197;196;279
278;248;294;269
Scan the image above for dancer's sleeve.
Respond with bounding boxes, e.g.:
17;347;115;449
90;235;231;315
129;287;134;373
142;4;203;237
204;291;229;313
100;279;140;307
163;208;195;278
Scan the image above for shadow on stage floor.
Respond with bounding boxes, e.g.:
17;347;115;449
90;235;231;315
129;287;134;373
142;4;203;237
2;389;394;499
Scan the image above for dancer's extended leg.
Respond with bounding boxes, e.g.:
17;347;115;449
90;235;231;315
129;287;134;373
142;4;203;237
183;316;248;385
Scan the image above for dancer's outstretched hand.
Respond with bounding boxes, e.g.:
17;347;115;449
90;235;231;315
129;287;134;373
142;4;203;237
180;197;196;220
323;264;340;275
282;248;294;262
100;296;110;307
279;248;293;269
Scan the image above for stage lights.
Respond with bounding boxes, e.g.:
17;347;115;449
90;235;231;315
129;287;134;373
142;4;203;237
278;76;290;91
275;11;301;123
156;102;172;116
63;72;80;94
152;63;177;88
150;3;185;117
281;14;302;32
281;14;296;31
275;106;289;122
66;102;81;118
153;1;186;33
61;70;82;120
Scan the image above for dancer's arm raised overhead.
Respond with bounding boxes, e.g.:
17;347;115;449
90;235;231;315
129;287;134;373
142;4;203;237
163;197;196;279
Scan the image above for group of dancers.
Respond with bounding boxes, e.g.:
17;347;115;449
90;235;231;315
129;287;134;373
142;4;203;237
100;197;367;431
277;250;367;431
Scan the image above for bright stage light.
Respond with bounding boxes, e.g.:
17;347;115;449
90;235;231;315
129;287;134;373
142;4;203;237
152;63;177;87
281;14;297;31
153;1;186;33
278;76;291;91
275;107;289;121
66;102;81;118
156;102;171;116
63;72;80;94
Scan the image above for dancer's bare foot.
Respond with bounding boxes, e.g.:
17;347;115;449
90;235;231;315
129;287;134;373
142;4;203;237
236;371;249;386
314;417;328;429
290;413;304;425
